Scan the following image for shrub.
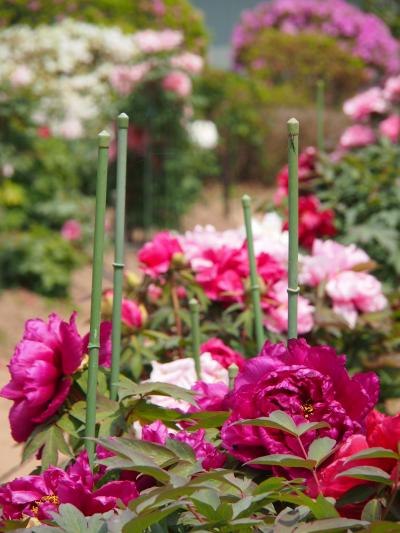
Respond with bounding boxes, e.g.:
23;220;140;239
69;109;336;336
233;0;399;102
359;0;400;38
234;29;367;105
0;0;208;53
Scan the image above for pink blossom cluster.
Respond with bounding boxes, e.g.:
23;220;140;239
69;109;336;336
132;29;183;54
301;240;387;327
340;76;400;150
233;0;400;76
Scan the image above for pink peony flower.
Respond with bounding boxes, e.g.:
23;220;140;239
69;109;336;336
300;240;370;287
379;114;400;143
82;321;113;369
326;271;387;327
142;420;226;470
148;354;228;410
190;381;229;412
222;339;379;465
0;450;138;520
262;280;314;335
109;63;150;95
162;71;192;98
61;219;82;241
103;289;146;330
201;338;245;370
0;313;84;442
170;52;204;74
138;231;183;278
133;29;183;53
343;88;388;121
148;283;163;302
192;245;248;303
257;252;286;288
275;146;317;200
339;125;376;149
384;75;400;102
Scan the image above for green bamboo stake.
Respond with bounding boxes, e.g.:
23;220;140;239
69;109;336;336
110;113;129;401
189;298;201;379
242;195;264;352
85;129;110;467
228;363;239;390
316;80;325;152
287;118;299;340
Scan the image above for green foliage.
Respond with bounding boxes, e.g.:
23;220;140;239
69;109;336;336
195;68;306;185
0;0;208;53
315;141;400;289
236;29;367;106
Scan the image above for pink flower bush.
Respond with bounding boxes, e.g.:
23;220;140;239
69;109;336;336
162;71;192;97
339;125;375;149
0;450;138;520
262;280;314;335
133;29;183;54
326;271;387;327
143;420;226;470
0;313;84;442
233;0;400;76
201;338;245;370
379;115;400;143
222;339;379;465
138;231;183;278
343;88;388;121
170;52;204;74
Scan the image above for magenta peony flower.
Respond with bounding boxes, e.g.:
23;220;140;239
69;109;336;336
222;339;379;464
142;421;226;470
379;114;400;143
82;321;113;368
339;125;375;149
61;219;82;241
103;289;146;330
201;338;245;370
0;313;84;442
138;231;183;278
191;381;229;412
0;450;138;521
162;71;192;98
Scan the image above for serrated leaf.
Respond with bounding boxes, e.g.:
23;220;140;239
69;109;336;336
307;437;336;465
247;454;316;469
344;447;399;463
336;466;392;485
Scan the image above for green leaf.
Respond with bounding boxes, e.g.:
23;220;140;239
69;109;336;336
294;518;369;532
268;410;298;433
1;519;30;531
344;447;399;463
122;504;183;533
190;488;220;518
361;499;382;521
119;381;198;406
247;453;316;469
233;417;298;436
97;437;178;466
184;410;230;430
336;484;378;508
368;521;400;532
307;437;336;466
165;438;196;462
41;426;71;469
336;466;393;485
297;421;330;436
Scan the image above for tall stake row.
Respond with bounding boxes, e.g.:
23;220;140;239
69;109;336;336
84;113;300;468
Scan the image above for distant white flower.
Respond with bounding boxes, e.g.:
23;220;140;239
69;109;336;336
10;66;32;87
2;163;14;178
188;120;218;149
57;118;84;140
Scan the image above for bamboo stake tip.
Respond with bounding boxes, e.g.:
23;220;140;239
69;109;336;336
241;194;251;207
287;118;299;134
117;113;129;128
98;130;111;147
189;298;199;309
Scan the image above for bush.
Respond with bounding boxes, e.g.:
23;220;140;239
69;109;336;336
0;0;208;53
194;68;308;187
234;29;367;105
359;0;400;38
233;0;399;103
316;141;400;289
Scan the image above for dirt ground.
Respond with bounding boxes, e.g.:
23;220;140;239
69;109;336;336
0;183;273;482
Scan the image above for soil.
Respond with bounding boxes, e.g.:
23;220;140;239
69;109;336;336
0;182;273;481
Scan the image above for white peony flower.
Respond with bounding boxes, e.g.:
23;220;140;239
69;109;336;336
188;120;219;149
